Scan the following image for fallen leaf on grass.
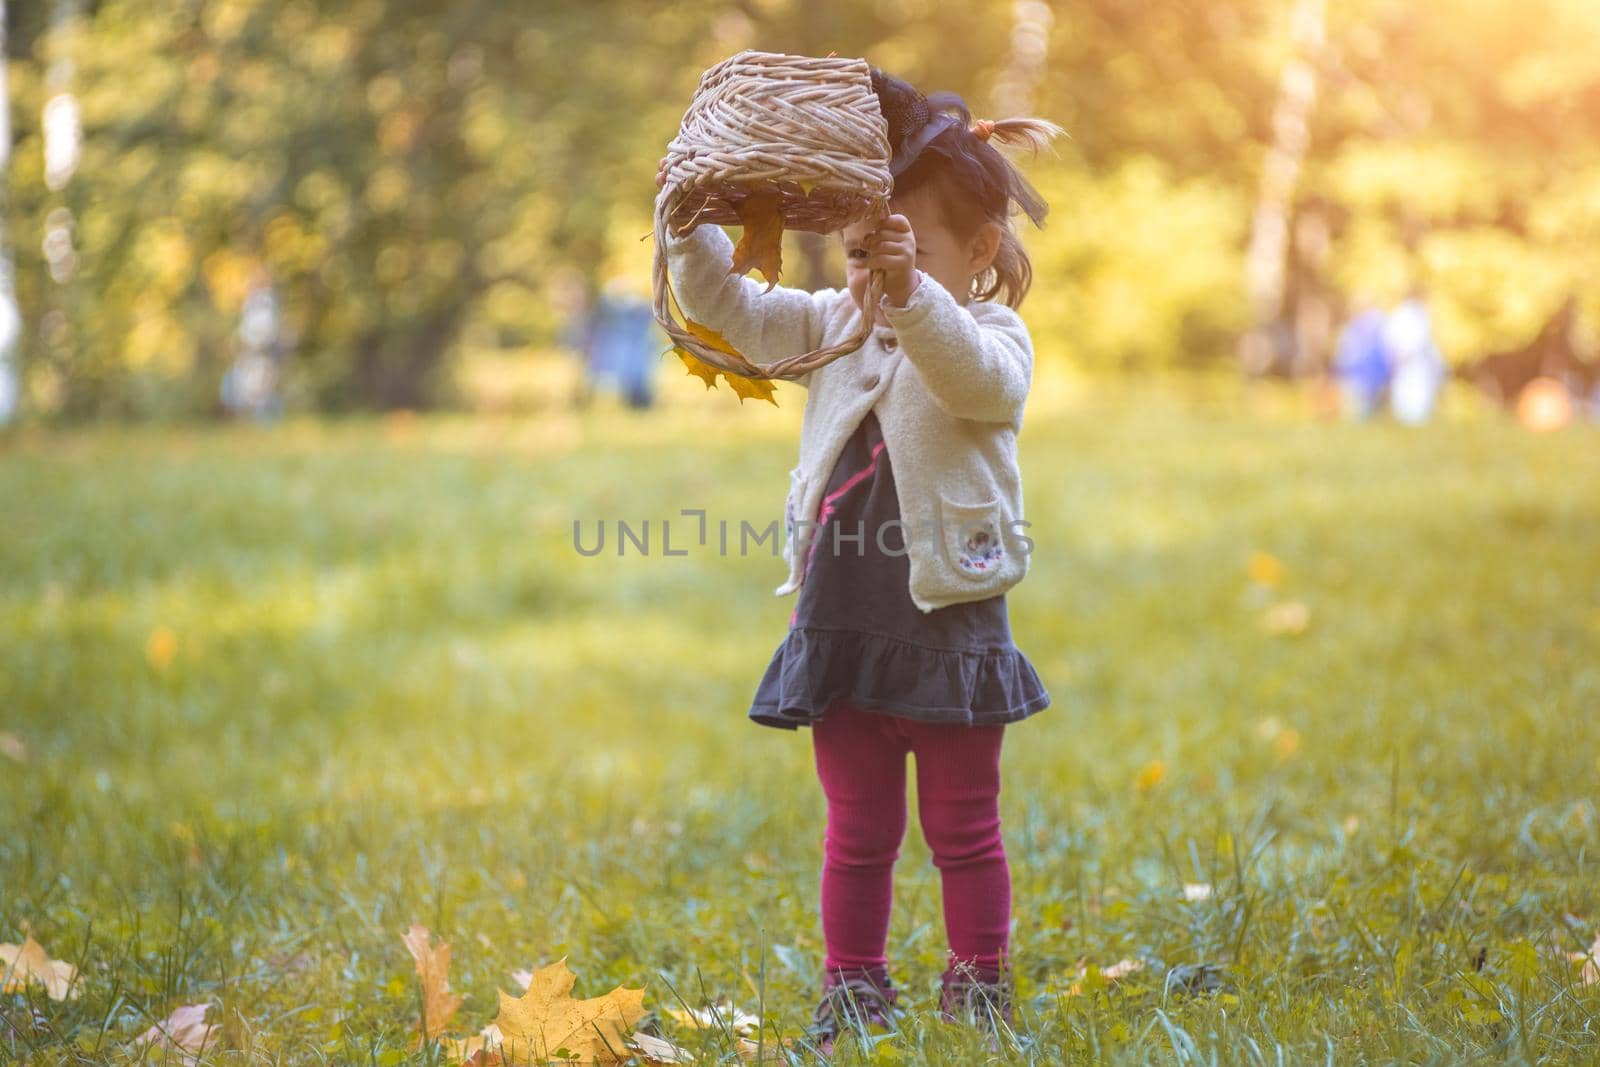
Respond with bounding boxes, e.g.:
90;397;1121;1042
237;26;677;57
729;192;784;291
736;1035;796;1063
403;925;464;1043
0;935;80;1000
0;731;25;762
445;1023;505;1065
665;999;761;1037
1261;600;1311;635
631;1030;695;1063
1568;931;1600;986
1163;962;1236;995
132;1003;219;1066
1060;956;1144;995
490;958;647;1065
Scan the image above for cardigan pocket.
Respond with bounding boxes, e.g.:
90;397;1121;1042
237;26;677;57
936;491;1007;580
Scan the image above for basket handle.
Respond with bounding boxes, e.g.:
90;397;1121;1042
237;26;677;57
652;186;886;382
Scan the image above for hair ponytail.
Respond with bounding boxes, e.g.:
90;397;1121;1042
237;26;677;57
871;69;1065;310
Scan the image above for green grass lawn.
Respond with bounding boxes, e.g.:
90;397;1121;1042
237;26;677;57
3;377;1599;1064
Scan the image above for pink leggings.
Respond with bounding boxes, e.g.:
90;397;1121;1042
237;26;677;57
811;698;1010;979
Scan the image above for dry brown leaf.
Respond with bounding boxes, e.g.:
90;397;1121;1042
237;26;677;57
132;1003;219;1066
729;192;784;291
489;957;647;1065
402;924;464;1042
631;1030;695;1063
0;935;80;1000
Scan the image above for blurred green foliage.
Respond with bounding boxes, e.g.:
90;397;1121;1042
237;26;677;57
3;0;1598;416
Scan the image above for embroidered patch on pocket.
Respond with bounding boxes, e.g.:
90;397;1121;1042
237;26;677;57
955;519;1004;573
937;493;1006;580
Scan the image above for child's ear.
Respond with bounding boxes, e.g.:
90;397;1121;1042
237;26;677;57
968;221;1003;274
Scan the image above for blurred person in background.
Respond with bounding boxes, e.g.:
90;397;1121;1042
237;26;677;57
220;273;287;421
1386;286;1447;425
572;277;661;411
1332;296;1392;420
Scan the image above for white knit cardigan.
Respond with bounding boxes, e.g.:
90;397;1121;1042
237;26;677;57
663;222;1036;613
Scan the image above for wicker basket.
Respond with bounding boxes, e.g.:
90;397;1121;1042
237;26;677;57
652;50;894;381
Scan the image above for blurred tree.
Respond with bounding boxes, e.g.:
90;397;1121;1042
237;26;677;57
2;0;1596;414
1299;0;1600;371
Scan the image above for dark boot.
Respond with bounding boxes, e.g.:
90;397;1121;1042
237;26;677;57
938;959;1014;1051
807;965;901;1057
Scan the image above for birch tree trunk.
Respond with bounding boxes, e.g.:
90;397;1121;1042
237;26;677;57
991;0;1054;117
0;1;20;424
1239;0;1325;378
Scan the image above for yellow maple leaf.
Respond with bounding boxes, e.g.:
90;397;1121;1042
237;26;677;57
0;935;80;1000
402;925;464;1043
683;318;745;361
674;347;721;390
722;372;778;407
729;191;784;291
489;957;647;1065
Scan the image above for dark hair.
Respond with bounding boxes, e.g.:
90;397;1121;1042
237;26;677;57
869;67;1063;309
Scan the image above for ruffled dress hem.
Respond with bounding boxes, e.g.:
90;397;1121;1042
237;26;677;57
748;625;1052;730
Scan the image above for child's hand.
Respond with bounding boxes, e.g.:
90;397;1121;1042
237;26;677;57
656;156;669;189
863;214;921;307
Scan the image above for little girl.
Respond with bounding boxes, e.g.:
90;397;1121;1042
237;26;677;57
658;67;1061;1053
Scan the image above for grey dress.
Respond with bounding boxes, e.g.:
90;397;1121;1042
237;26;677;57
748;408;1052;730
